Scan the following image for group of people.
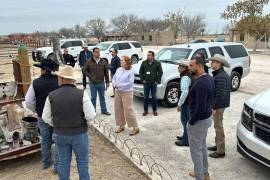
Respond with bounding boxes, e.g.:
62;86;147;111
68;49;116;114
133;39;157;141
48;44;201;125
175;53;231;180
25;42;231;180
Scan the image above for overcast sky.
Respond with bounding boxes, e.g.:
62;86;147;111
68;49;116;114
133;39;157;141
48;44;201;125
0;0;269;35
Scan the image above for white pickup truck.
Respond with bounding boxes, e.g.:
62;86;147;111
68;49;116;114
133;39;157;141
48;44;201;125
32;39;91;61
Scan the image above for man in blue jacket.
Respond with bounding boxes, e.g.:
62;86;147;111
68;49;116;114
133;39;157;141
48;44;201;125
78;44;92;89
187;56;214;180
109;48;121;97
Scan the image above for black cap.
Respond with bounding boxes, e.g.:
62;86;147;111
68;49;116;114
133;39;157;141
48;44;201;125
34;59;59;71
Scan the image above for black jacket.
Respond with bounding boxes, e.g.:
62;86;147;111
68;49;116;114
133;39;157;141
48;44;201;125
110;55;121;74
139;60;163;84
63;54;76;67
33;73;59;117
212;68;231;109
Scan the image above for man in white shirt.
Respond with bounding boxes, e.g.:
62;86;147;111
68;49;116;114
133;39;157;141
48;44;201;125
42;66;96;180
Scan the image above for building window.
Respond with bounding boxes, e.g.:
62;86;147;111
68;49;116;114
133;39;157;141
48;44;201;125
149;35;152;41
240;33;245;41
141;36;144;41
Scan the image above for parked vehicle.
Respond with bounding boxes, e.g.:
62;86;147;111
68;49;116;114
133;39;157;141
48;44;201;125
132;42;251;107
95;41;143;64
237;89;270;168
32;39;87;61
190;39;208;43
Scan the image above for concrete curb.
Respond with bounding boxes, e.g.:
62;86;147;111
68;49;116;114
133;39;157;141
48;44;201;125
90;123;172;180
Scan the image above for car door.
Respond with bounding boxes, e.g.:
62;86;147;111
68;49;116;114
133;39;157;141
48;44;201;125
191;48;208;59
117;43;132;58
70;40;83;57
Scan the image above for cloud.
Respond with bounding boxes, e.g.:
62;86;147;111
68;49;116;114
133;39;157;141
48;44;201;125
0;0;240;35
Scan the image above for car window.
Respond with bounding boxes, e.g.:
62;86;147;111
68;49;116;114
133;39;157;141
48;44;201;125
111;43;119;50
192;48;208;59
209;46;224;57
71;41;83;47
131;42;142;48
155;48;192;62
118;43;131;50
224;45;248;58
61;41;72;48
96;42;112;51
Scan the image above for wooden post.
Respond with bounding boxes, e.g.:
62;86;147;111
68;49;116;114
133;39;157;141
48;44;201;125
17;45;31;97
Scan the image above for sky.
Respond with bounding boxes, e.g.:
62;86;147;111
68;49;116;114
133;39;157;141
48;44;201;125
0;0;269;35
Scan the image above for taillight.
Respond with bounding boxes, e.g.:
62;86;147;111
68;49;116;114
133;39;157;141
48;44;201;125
248;56;251;66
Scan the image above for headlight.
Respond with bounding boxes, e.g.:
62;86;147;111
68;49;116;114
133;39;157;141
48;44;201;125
241;103;253;131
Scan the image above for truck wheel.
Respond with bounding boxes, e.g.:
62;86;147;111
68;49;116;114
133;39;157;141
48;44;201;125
47;54;54;60
131;55;139;64
231;71;241;91
162;82;180;107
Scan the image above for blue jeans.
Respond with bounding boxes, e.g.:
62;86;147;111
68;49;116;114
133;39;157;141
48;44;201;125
53;132;90;180
89;82;107;113
180;105;190;145
38;118;58;170
143;83;157;112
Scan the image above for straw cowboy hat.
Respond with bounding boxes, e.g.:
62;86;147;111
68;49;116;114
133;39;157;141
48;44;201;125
55;65;81;80
34;58;59;72
175;60;190;68
209;54;230;67
82;43;88;48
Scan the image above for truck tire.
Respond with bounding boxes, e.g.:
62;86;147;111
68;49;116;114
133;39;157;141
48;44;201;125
47;53;54;60
131;55;139;64
162;82;180;107
231;71;241;91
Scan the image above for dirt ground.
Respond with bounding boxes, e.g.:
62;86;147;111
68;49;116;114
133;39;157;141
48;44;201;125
0;129;148;180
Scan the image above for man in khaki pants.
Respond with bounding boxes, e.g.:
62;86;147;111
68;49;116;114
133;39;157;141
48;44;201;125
208;54;231;158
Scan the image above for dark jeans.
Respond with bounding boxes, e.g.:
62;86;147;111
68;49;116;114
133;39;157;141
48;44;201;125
143;83;157;112
180;105;190;145
89;82;107;113
82;69;87;88
53;132;90;180
38;118;58;170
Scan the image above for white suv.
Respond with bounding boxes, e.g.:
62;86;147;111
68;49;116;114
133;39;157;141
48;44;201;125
132;42;251;107
32;39;85;61
237;89;270;168
95;41;143;64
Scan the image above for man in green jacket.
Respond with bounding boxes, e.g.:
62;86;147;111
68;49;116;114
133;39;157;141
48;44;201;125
139;51;163;116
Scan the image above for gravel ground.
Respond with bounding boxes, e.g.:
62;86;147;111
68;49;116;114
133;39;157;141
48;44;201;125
0;129;148;180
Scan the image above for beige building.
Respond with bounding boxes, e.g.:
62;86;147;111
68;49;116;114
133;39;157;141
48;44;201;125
231;30;270;49
139;31;175;46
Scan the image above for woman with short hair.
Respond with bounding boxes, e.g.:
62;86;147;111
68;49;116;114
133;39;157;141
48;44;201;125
112;56;139;136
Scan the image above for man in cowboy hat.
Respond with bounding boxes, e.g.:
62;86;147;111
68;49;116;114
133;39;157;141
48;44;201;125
207;54;231;158
42;66;96;180
175;60;192;147
25;58;59;172
78;44;93;89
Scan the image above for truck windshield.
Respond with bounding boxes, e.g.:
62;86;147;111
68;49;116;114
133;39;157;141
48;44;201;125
96;42;112;51
155;48;191;63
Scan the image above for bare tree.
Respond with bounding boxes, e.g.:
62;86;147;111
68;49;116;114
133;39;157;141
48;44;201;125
164;9;184;44
181;14;206;40
111;14;139;37
74;24;87;38
58;27;75;38
86;18;106;42
50;36;64;65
